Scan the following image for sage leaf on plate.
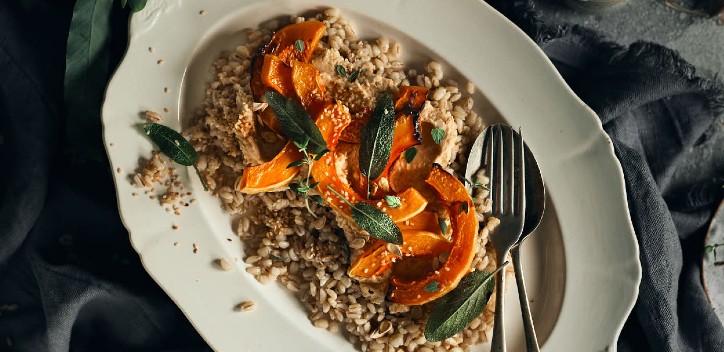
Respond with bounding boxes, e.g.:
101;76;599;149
424;280;440;293
438;217;448;236
143;123;208;191
351;203;403;245
424;263;508;342
125;0;147;12
64;0;115;161
359;92;395;197
431;127;445;145
294;39;305;53
265;91;327;154
404;147;417;163
144;123;197;165
335;64;347;77
384;195;401;208
348;69;361;82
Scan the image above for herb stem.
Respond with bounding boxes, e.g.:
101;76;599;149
194;165;209;191
326;184;353;207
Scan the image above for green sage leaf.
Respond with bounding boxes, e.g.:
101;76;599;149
424;280;440;293
294;39;305;53
287;159;306;168
351;202;402;245
431;127;445;145
359;93;395;197
424;264;508;342
309;195;325;205
265;91;327;154
127;0;147;12
64;0;114;161
335;64;347;77
384;195;401;208
143;123;197;166
348;69;361;82
438;217;448;236
404;147;417;163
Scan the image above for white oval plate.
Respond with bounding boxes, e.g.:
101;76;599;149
102;0;641;351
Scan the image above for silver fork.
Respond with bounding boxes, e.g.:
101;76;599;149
486;124;526;352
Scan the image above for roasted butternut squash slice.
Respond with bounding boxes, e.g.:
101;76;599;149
349;230;452;279
266;21;326;64
259;108;285;135
398;211;441;233
236;141;303;194
261;54;295;97
388;165;479;305
394;85;428;116
291;61;326;116
339;113;370;143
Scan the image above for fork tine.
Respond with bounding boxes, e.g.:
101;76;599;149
487;125;497;214
516;128;526;216
496;125;504;215
506;126;515;215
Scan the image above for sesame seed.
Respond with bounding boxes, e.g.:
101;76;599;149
148;47;154;53
163;87;169;93
199;10;205;15
157;59;164;65
192;243;199;253
116;167;123;174
172;224;179;231
235;300;255;312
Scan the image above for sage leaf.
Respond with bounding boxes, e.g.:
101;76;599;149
287;159;306;168
348;69;361;82
309;195;325;205
127;0;147;12
384;195;401;208
143;123;197;166
294;39;305;53
265;91;327;154
431;127;445;145
425;264;508;342
351;203;402;245
404;147;417;163
359;93;395;197
64;0;114;161
424;280;440;293
438;217;448;236
335;64;347;77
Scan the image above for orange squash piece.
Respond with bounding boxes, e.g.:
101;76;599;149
398;211;441;233
236;141;303;194
349;230;452;279
291;61;326;116
339;113;370;143
394;85;428;115
266;21;326;64
261;54;295;97
388;165;479;305
259;108;285;135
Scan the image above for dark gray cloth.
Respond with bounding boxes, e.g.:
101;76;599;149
0;0;722;351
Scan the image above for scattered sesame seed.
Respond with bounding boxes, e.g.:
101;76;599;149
199;9;205;15
116;167;123;174
172;224;179;231
157;59;165;65
163;107;170;113
226;238;233;242
109;142;114;147
163;87;169;93
148;47;154;53
149;195;156;200
173;242;179;247
193;243;199;253
132;192;138;197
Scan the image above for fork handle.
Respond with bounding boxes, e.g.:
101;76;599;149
512;245;540;352
491;249;508;352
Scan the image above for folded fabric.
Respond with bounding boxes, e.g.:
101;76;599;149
0;1;721;351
